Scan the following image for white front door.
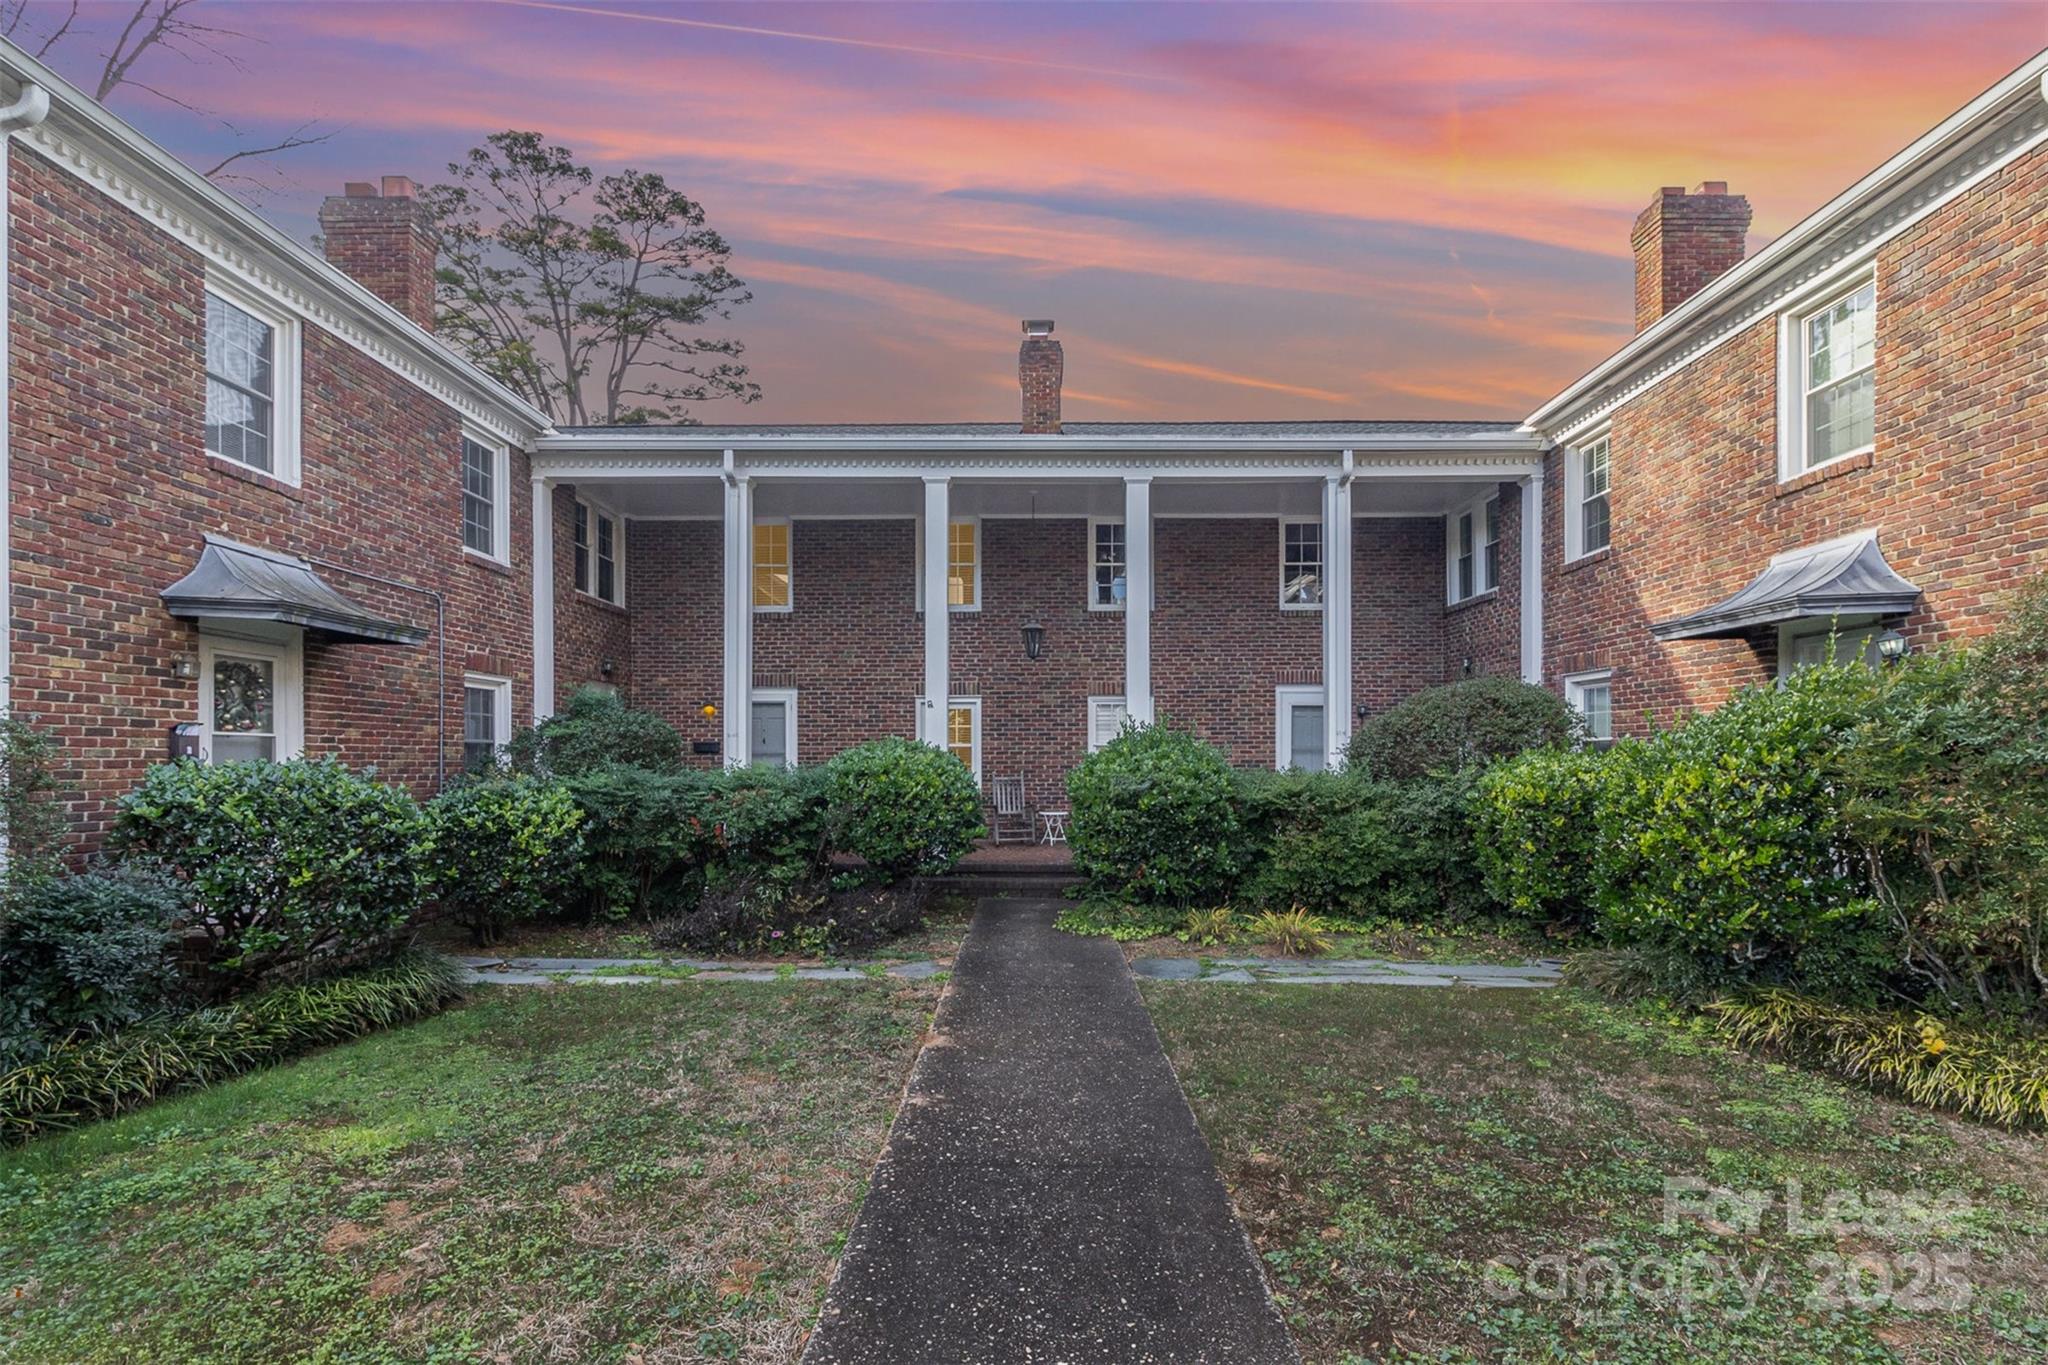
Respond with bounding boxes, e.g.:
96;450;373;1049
1275;685;1326;772
199;633;303;763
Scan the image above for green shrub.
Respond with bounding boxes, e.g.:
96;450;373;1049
424;778;586;945
0;863;187;1065
1828;591;2048;1014
1067;721;1241;906
1472;746;1607;927
1590;672;1865;969
506;686;683;776
0;712;66;901
1251;907;1330;955
826;738;985;879
1346;676;1576;780
111;758;428;993
0;950;464;1143
700;764;832;893
1236;770;1400;916
1707;989;2048;1128
559;767;715;920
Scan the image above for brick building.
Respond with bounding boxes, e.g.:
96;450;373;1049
2;38;2043;835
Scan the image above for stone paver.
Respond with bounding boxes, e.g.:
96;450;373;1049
801;898;1298;1365
450;955;940;986
1129;955;1562;988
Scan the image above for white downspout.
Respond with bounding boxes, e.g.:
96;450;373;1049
0;82;50;721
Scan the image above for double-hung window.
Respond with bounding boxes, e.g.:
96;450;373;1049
753;520;791;611
1791;279;1876;475
461;432;507;560
575;500;623;605
914;520;981;612
1089;520;1127;610
1566;432;1612;560
915;695;981;784
1448;495;1500;603
462;674;512;771
1280;520;1323;608
1563;670;1613;745
204;282;299;481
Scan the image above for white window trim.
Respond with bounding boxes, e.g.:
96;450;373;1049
204;272;303;486
1445;493;1500;603
1086;517;1127;612
575;497;626;607
914;694;982;786
462;672;514;766
197;631;304;762
1561;668;1614;743
749;686;799;768
1777;266;1878;482
753;515;793;615
1273;683;1326;772
460;427;512;567
1562;427;1612;563
914;516;982;614
1278;517;1324;613
1086;694;1128;752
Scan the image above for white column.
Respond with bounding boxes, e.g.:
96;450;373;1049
721;471;754;766
920;477;951;747
0;88;50;724
1322;466;1354;767
1520;469;1545;684
530;476;556;720
1123;476;1154;723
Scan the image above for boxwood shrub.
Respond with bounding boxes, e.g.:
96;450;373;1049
1068;721;1241;907
826;737;985;880
111;758;428;993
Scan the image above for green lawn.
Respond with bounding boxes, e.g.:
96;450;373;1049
1;979;938;1364
1146;983;2048;1364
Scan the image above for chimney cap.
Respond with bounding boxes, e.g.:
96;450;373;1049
381;174;418;200
343;180;377;198
1021;318;1055;337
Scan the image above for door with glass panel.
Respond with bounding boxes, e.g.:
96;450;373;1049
199;635;301;763
1275;685;1327;772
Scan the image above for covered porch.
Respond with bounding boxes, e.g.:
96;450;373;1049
528;428;1546;795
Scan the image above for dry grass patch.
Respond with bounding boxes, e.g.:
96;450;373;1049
0;978;938;1364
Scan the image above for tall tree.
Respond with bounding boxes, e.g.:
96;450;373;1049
428;131;760;426
2;0;330;197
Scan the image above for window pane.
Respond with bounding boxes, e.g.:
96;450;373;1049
597;514;618;603
463;686;499;770
947;705;975;771
210;655;275;762
205;379;272;472
1807;370;1874;465
205;295;275;472
1579;684;1612;740
1090;698;1128;751
461;437;495;555
753;523;789;608
948;521;976;608
1288;703;1326;772
1583;493;1611;554
573;503;591;592
1282;522;1322;605
1093;522;1127;607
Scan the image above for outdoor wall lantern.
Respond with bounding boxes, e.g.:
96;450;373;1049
600;657;616;678
1021;619;1045;660
1876;629;1911;664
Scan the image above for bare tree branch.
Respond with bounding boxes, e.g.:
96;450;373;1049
202;122;331;180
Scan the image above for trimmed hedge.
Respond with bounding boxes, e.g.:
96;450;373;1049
1235;769;1484;921
0;862;187;1066
111;758;428;992
1471;746;1606;927
423;778;586;945
0;950;465;1144
1347;677;1575;780
1067;721;1242;907
826;738;985;879
507;685;684;776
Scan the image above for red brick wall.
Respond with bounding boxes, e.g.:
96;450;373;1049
620;519;722;760
1153;518;1322;765
1547;141;2048;734
1354;518;1447;712
9;145;534;845
1439;483;1523;686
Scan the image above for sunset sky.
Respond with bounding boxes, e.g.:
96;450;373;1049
16;1;2048;423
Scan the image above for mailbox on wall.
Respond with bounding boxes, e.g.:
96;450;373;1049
169;722;203;760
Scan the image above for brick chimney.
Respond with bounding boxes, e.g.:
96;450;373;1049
1019;319;1062;434
1630;182;1751;331
318;175;438;332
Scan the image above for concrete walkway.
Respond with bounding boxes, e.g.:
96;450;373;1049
802;898;1298;1365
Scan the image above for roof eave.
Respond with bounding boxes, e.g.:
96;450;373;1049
1650;592;1922;642
533;430;1547;456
